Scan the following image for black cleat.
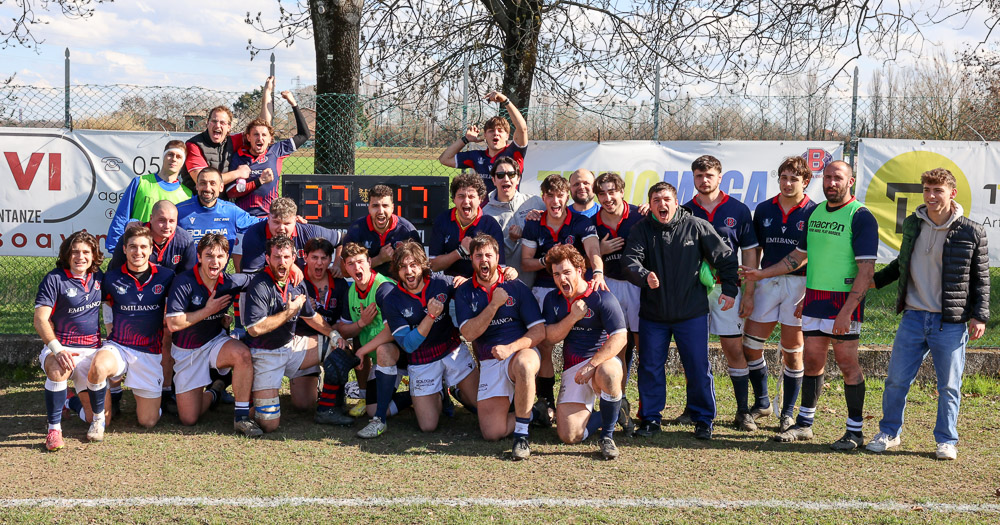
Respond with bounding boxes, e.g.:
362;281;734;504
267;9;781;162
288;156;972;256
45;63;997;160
511;436;531;460
633;419;661;437
694;422;713;440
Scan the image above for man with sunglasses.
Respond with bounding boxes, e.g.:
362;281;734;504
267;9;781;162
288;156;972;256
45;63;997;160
483;158;544;282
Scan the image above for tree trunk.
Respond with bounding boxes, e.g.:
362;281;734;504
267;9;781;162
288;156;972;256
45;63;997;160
311;0;362;175
484;0;541;112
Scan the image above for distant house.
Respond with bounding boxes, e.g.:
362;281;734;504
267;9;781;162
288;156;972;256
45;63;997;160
142;117;178;132
184;110;210;131
280;107;316;138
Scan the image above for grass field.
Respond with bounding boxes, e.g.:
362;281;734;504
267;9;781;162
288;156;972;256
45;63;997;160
2;366;1000;523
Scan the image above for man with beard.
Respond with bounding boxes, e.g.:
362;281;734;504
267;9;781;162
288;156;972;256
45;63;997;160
741;160;878;450
238;197;341;273
175;168;265;252
569;169;600;218
225;90;309;218
429;173;505;277
682;155;759;431
164;234;262;437
342;184;422;277
439;91;528;199
521;174;605;426
86;227;175;440
241;235;346;432
542;244;627;460
181;76;274;194
106;140;194;252
379;241;479;435
624;182;738;441
455;234;544;460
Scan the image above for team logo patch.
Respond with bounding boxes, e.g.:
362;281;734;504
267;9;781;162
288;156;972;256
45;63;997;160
763;218;772;228
192;295;203;306
403;307;414;318
470;301;479;312
584;308;594;319
796;220;805;231
298;249;306;259
189;216;196;225
154;284;164;294
725;217;736;227
330;298;337;307
435;293;447;303
564;235;575;245
505;297;515;306
115;284;127;295
172;255;181;265
95;282;100;290
801;148;834;174
65;288;78;298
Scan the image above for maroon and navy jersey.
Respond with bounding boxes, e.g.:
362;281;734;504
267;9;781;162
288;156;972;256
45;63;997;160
241;267;317;350
428;208;505;277
455;141;527;196
752;195;816;277
382;275;461;365
226;138;298;217
454;273;543;362
342;214;422;276
295;274;349;337
522;210;598;288
240;221;342;273
542;285;626;369
594;203;642;281
108;225;197;274
103;264;174;354
34;269;103;349
166;267;253;349
683;193;758;254
798;200;879;322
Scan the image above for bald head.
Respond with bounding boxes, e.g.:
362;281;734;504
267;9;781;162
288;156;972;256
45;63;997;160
569;169;595;207
149;200;178;242
822;160;855;204
825;160;853;177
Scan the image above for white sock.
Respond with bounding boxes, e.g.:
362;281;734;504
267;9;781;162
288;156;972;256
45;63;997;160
514;421;529;435
47;423;61;432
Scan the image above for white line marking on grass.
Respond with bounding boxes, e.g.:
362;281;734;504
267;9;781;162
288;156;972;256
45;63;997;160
2;497;999;513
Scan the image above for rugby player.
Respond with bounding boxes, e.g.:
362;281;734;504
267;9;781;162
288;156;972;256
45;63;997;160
683;155;759;430
593;172;644;433
542;244;626;460
164;233;263;437
569;169;599;217
175;167;265;251
438;90;528;198
624;182;738;440
381;241;479;433
742;160;878;450
34;231;106;451
181;75;274;193
336;242;412;438
342;184;422;277
521;174;605;426
241;235;346;433
743;157;817;432
86;226;176;440
429;173;505;277
237;197;341;273
106;140;193;252
455;234;544;460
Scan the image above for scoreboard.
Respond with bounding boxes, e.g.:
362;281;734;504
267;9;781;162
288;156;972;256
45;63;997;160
282;175;451;240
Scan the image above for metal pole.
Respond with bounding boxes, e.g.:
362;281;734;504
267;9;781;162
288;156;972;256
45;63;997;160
64;48;71;129
270;53;276;114
652;61;661;141
463;47;470;130
850;66;859;170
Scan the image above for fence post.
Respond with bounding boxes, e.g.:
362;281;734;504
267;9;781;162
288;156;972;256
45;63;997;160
462;48;469;131
652;61;661;141
269;53;276;115
64;48;71;129
849;66;859;170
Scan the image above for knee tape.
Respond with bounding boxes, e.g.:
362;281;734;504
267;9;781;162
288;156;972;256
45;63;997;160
742;334;765;350
255;397;281;421
780;344;803;354
747;358;766;371
728;367;750;377
45;379;68;391
375;365;397;375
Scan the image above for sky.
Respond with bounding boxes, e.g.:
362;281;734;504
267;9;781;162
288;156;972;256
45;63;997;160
1;1;997;99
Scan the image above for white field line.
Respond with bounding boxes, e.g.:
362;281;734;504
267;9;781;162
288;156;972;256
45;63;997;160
1;497;999;513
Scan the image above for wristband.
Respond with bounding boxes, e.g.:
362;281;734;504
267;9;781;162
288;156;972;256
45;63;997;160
428;312;437;320
457;245;470;259
328;330;344;348
461;136;469;145
539;255;546;268
48;340;66;354
593;269;604;275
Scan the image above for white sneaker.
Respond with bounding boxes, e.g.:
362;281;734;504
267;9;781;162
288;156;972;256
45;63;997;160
865;431;900;453
87;418;105;442
935;443;957;460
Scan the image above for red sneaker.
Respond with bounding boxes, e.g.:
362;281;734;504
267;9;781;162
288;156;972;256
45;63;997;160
45;429;65;451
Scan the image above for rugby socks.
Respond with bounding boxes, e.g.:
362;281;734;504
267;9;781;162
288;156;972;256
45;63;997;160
845;382;866;437
747;357;770;409
536;376;556;405
796;373;824;427
441;386;455;417
599;392;622;440
513;416;531;439
584;410;603;441
66;393;84;418
729;367;750;414
44;379;68;431
87;380;108;422
373;365;397;420
110;385;123;413
389;391;413;416
317;382;342;413
234;401;251;422
782;368;805;419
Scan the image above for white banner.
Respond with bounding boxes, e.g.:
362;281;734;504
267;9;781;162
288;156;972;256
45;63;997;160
0;128;194;256
520;140;844;212
857;138;1000;265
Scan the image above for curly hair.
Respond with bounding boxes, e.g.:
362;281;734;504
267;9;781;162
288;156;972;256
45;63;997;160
544;243;586;274
390;240;432;283
56;230;103;274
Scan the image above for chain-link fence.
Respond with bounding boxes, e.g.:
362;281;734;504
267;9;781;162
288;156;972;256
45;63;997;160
2;82;999;345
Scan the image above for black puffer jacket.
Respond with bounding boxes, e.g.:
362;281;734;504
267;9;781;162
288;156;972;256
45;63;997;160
873;209;990;323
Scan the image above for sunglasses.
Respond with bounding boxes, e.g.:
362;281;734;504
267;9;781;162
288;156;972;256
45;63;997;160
493;170;519;179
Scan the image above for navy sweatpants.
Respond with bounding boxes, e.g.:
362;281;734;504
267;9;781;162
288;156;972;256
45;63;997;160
637;315;716;426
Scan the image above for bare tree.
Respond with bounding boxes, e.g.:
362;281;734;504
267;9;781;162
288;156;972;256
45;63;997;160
1;0;110;51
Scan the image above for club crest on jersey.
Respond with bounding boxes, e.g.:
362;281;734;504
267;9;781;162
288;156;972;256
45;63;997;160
797;220;805;231
506;296;515;306
435;293;447;303
65;287;78;298
403;307;414;318
584;308;594;319
171;255;181;265
725;217;736;227
154;284;164;294
763;218;773;228
298;249;306;259
565;235;575;245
